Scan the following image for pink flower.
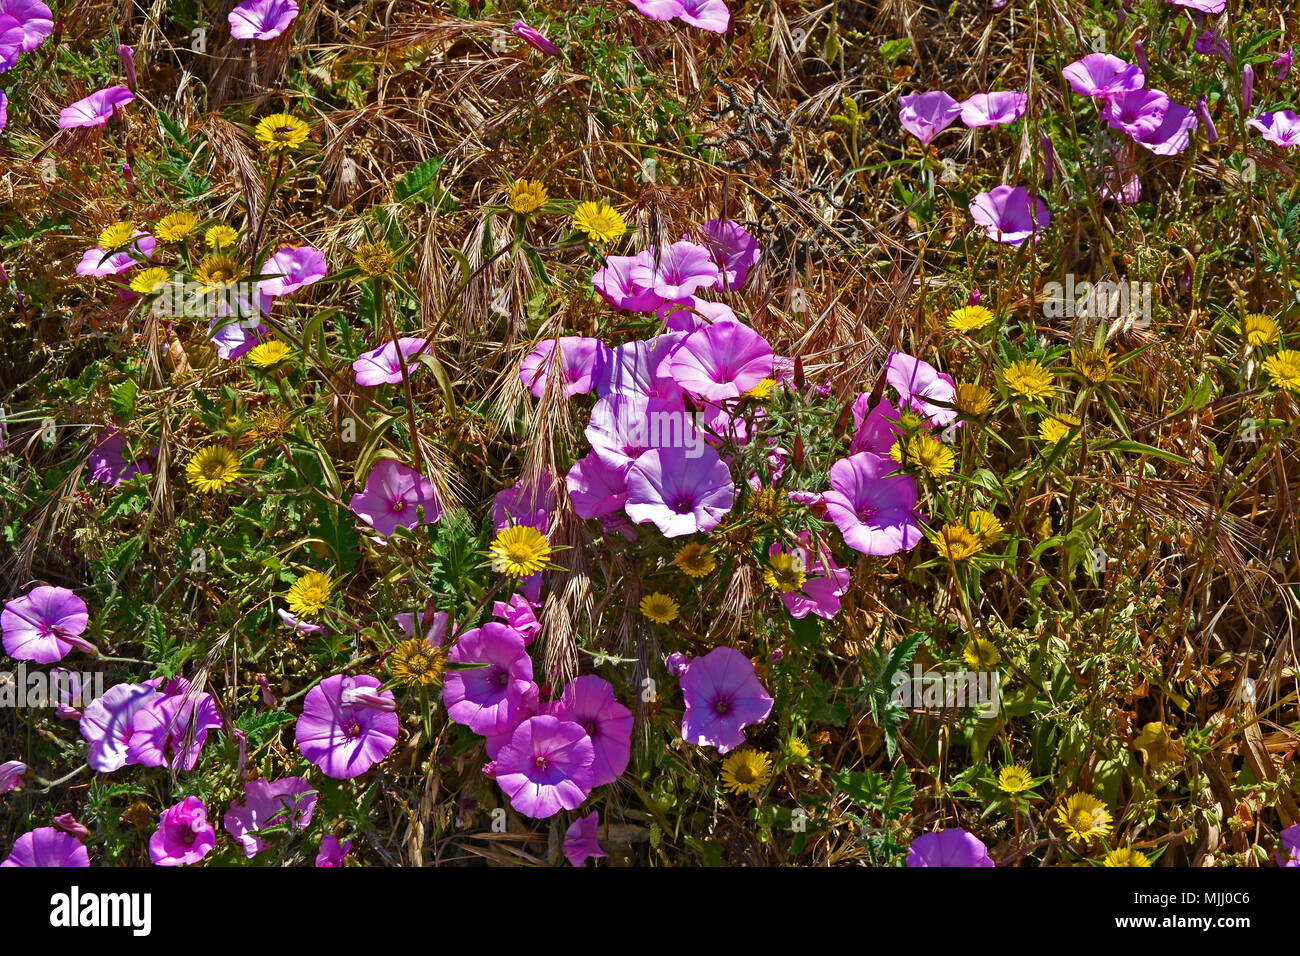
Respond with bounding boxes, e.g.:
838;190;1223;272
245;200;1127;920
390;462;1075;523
1165;0;1224;12
2;585;92;663
959;91;1028;127
58;85;133;128
0;760;25;794
228;0;299;40
549;675;633;787
149;796;216;866
352;336;430;386
2;827;89;867
625;0;729;33
565;451;629;520
79;681;163;772
127;678;222;771
443;623;536;735
906;828;994;867
695;218;761;291
897;91;962;145
624;445;735;537
75;233;156;277
656;296;739;332
349;458;442;537
596;334;684;399
850;395;903;455
492;594;541;644
223;777;318;857
822;451;923;555
0;0;52;56
564;811;608;866
519;336;611;398
1249;110;1300;148
968;186;1049;246
511;19;559;55
1061;53;1145;100
316;834;352;866
295;674;399;779
259;245;326;296
494;715;595;818
886;352;958;428
592;251;664;312
679;646;773;753
667;320;773;401
630;241;721;299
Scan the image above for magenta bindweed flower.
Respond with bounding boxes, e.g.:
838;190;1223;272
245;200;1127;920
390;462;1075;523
596;334;684;400
224;777;318;858
295;674;399;779
2;585;92;663
2;827;89;867
624;445;735;537
492;594;541;644
822;451;923;555
316;834;352;866
625;0;729;33
631;241;721;299
695;218;761;291
1275;47;1293;81
349;458;442;537
679;646;773;753
0;0;52;54
667;320;773;401
76;232;155;277
494;715;595;818
564;811;607;866
968;186;1049;246
887;352;958;428
352;336;430;386
209;313;266;360
86;428;152;487
0;91;7;133
898;90;962;145
520;336;611;398
493;471;555;533
1249;110;1300;148
259;246;326;296
906;828;994;867
656;295;738;332
850;395;903;455
1061;54;1144;100
0;760;25;794
443;623;536;735
58;85;133;128
549;675;633;787
149;796;216;866
1166;0;1224;12
79;681;163;772
1105;90;1197;155
959;91;1028;127
127;678;222;771
592;251;664;312
566;451;629;520
1277;823;1300;867
511;19;559;55
229;0;299;40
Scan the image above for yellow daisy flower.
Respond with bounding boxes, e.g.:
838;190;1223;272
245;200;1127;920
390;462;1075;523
248;340;293;368
572;201;627;242
890;432;956;478
128;267;171;295
1234;313;1280;347
1102;848;1151;867
720;748;773;796
254;113;310;154
1261;349;1300;394
205;225;240;249
194;254;242;291
352;242;397;277
962;637;1000;668
489;525;552;577
388;638;447;688
98;221;137;251
286;571;334;618
1056;793;1112;844
1001;359;1055;401
673;542;716;578
185;445;241;494
935;522;981;561
743;378;776;400
1038;413;1082;446
997;764;1034;794
507;179;549;214
967;509;1004;547
154;211;200;243
639;591;679;624
946;304;995;333
764;549;807;593
955;381;994;417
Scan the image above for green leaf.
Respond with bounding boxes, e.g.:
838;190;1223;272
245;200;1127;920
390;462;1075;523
394;157;445;203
